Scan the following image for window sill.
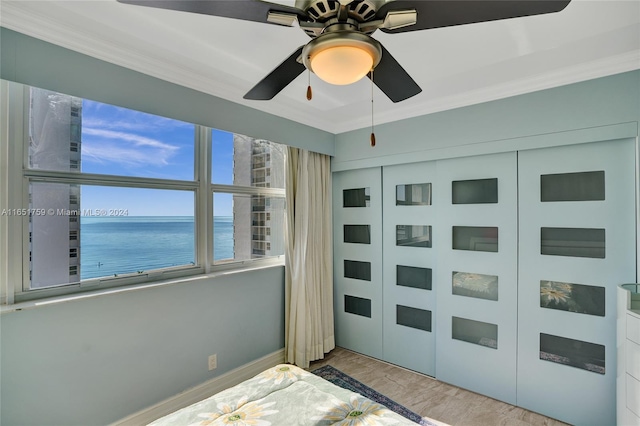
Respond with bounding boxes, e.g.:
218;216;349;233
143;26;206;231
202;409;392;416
0;260;284;314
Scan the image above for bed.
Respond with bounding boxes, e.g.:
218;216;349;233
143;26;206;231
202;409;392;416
149;364;420;425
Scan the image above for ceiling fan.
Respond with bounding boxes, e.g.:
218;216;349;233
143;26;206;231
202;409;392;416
116;0;571;103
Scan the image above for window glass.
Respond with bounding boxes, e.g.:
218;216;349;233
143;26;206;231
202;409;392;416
453;272;498;301
396;183;431;206
397;305;432;332
29;182;195;289
211;130;285;189
344;295;371;318
344;260;371;281
452;178;498;204
540;171;605;202
343;188;370;207
396;265;432;290
540;227;605;258
540;280;605;316
452;226;498;252
213;193;285;263
28;88;195;180
540;333;605;374
452;316;498;349
344;225;371;244
396;225;432;248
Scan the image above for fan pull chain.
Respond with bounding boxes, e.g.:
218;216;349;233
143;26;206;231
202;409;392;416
306;69;313;101
370;69;376;147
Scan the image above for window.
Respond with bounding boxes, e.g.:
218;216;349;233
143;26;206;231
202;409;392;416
211;130;285;265
212;131;284;189
1;82;287;303
212;193;285;263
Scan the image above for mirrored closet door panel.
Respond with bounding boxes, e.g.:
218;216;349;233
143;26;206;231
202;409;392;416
435;152;518;404
382;161;438;376
333;167;383;358
517;139;636;426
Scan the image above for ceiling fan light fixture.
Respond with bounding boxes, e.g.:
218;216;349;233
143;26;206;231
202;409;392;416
311;45;373;85
303;32;382;86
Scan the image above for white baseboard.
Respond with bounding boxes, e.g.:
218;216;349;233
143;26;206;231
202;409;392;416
111;349;285;426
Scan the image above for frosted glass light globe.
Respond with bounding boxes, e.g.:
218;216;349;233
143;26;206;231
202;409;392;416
310;45;374;85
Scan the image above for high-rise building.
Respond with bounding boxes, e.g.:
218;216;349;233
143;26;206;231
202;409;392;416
232;134;284;260
28;88;82;288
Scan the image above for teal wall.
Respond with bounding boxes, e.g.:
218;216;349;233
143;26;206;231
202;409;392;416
0;267;285;425
0;28;335;156
334;70;639;170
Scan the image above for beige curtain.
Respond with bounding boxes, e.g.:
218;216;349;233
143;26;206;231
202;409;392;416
285;147;335;368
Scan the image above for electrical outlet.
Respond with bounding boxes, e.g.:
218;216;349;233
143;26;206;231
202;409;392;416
208;354;217;371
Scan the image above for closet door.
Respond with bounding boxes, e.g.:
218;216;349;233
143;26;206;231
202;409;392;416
382;161;437;376
517;139;636;426
333;168;383;358
435;152;518;404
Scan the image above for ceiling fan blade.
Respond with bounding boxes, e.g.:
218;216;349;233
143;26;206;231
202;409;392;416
244;46;306;100
369;44;421;103
376;0;571;33
116;0;308;25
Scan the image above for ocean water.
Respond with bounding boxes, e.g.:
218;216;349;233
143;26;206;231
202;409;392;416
80;216;233;280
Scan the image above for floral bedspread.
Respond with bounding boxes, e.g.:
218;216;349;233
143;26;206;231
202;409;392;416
149;364;419;425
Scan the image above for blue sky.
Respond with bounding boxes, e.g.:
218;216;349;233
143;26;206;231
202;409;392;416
80;100;234;216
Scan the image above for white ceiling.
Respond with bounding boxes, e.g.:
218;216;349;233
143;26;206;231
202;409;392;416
1;0;639;134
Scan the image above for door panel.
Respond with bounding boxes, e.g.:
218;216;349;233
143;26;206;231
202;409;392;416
382;161;437;375
517;139;636;425
435;152;518;404
333;168;383;358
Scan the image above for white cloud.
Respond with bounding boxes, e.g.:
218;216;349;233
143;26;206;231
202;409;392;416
82;101;192;131
81;127;180;167
82;142;173;167
83;128;179;151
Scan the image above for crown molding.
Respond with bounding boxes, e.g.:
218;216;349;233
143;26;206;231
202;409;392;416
332;50;640;134
2;1;638;135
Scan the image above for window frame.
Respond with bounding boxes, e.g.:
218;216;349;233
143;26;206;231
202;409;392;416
0;81;286;305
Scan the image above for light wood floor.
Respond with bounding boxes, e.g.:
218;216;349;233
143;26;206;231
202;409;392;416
309;347;569;426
